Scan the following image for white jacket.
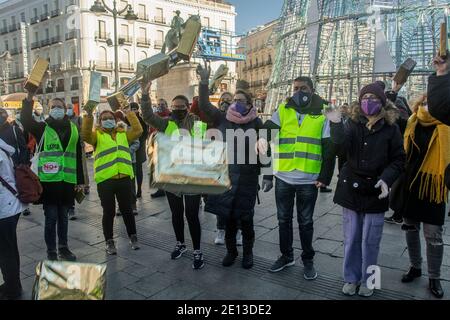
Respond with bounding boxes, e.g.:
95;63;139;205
0;138;26;219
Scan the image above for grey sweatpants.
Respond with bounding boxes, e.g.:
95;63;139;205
404;218;444;279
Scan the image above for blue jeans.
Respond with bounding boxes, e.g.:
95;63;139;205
275;178;318;263
342;208;385;283
43;204;69;252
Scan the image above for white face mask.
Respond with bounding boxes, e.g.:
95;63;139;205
67;109;74;117
49;107;65;120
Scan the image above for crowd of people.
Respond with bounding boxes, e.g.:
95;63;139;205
0;52;449;300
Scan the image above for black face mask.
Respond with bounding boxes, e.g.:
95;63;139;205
172;109;188;120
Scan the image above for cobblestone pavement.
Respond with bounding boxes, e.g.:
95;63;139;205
6;158;450;300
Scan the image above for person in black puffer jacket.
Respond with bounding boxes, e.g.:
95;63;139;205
197;64;271;269
328;82;405;297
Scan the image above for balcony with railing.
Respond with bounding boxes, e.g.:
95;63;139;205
30;16;39;24
66;30;79;40
56;85;65;92
95;31;110;41
10;72;25;80
153;16;166;24
0;27;7;34
119;63;134;72
10;47;22;55
95;60;113;71
31;41;41;50
41;13;50;21
45;86;54;93
137;37;150;47
118;35;133;45
154;40;163;49
51;36;62;44
40;38;51;47
51;9;60;18
8;23;20;32
50;64;63;72
138;13;149;21
66;60;80;69
71;83;79;91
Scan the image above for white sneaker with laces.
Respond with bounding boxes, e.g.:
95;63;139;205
342;283;358;296
358;284;374;297
214;229;225;245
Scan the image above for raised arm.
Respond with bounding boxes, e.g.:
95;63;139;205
125;110;143;143
139;79;169;132
427;53;450;126
20;89;45;141
81;109;97;146
196;64;222;124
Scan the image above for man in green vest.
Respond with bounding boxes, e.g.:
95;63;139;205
21;91;85;262
256;76;335;280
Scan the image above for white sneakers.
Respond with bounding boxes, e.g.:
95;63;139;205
342;283;374;297
214;229;243;246
214;230;225;245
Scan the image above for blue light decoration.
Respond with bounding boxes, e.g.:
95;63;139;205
195;27;246;62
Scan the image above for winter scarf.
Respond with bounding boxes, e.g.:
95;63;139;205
404;106;450;204
226;105;257;124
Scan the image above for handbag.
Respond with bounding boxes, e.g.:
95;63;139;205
30;134;44;175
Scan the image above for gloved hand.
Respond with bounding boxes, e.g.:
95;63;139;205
323;106;342;123
375;179;389;199
261;179;273;192
255;138;268;155
196;62;211;82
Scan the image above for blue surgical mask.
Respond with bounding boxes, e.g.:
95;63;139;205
49;107;65;120
293;91;311;107
66;109;74;117
101;119;116;129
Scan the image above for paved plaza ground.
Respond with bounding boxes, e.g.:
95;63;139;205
6;158;450;300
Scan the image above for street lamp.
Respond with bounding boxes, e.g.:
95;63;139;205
90;0;138;91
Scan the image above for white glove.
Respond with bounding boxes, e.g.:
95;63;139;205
255;138;268;155
323;107;342;123
374;179;389;199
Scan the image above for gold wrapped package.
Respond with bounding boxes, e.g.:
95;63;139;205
83;71;102;113
148;133;231;195
440;22;448;58
107;91;129;111
136;53;171;80
393;58;416;85
177;17;202;61
25;58;49;91
32;260;107;300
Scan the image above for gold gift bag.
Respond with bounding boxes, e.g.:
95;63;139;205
25;58;49;91
148;133;231;195
32;260;107;300
177;17;202;61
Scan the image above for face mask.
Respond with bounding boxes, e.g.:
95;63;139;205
66;109;74;117
293;91;311;107
49;107;65;120
231;102;249;115
361;99;383;116
101;119;116;129
172;109;188;120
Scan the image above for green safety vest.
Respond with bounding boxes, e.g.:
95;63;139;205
274;103;326;174
93;131;134;184
164;120;207;138
38;122;79;184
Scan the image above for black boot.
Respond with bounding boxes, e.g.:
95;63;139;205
242;238;254;269
222;238;238;267
401;267;422;283
429;279;444;299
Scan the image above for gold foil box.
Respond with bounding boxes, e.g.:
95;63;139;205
25;58;49;91
32;260;107;300
440;22;448;57
148;133;231;195
136;53;171;80
393;58;416;85
83;71;102;113
107;91;129;111
177;17;202;61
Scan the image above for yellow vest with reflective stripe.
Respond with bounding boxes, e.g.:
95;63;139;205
94;131;134;184
38;122;78;184
274;103;326;174
164;120;207;138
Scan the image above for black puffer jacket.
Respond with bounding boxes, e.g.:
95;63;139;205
427;72;450;126
198;82;268;219
331;101;406;213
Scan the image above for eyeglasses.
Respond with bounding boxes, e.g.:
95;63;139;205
233;99;247;103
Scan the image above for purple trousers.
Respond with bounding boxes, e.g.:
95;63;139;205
343;208;385;283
